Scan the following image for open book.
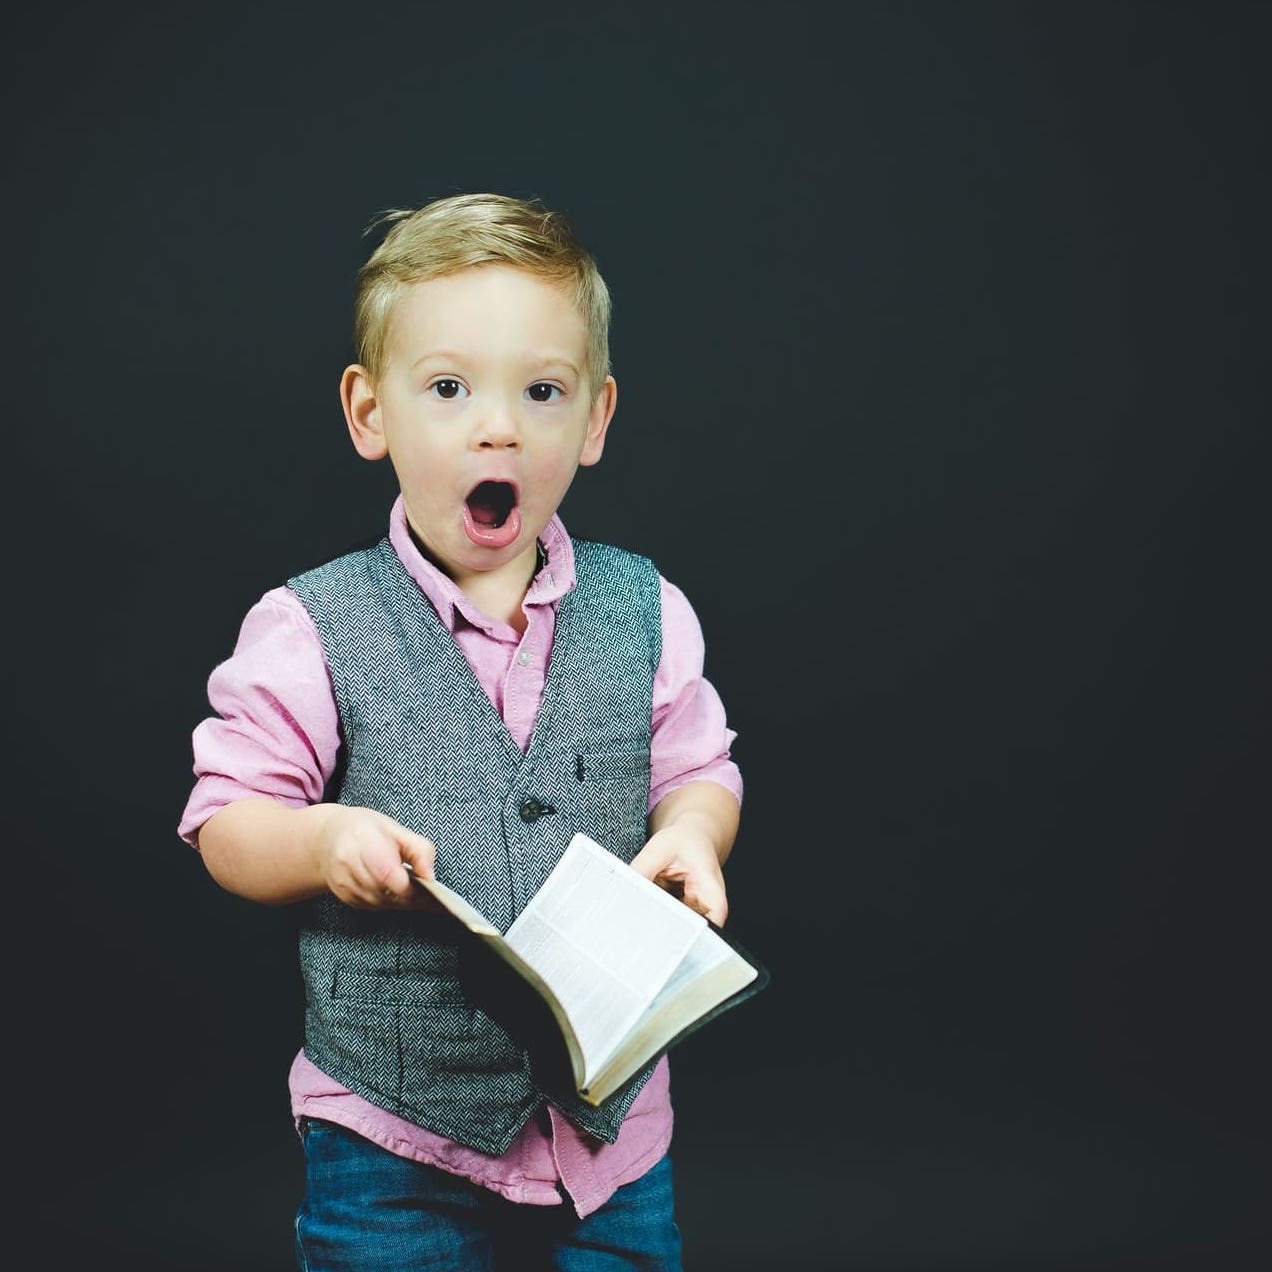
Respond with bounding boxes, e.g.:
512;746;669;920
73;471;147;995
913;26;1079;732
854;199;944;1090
413;831;768;1106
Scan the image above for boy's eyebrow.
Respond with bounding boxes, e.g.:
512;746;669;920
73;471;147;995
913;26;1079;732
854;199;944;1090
526;354;582;376
410;349;469;371
410;351;583;376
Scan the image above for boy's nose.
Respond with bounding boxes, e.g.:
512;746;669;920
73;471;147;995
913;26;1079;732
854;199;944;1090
472;403;521;449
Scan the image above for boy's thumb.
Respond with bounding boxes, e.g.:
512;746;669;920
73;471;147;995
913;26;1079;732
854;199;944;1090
402;834;436;882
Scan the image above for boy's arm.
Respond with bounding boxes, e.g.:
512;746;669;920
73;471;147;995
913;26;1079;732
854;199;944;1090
197;796;437;910
631;779;740;927
183;588;434;910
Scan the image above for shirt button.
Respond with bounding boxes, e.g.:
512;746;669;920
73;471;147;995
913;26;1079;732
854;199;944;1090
517;650;529;665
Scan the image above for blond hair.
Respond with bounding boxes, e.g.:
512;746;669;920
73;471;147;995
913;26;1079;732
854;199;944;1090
353;192;611;391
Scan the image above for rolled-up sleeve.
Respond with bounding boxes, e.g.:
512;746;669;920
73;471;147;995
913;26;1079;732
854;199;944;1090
177;587;339;846
648;577;742;811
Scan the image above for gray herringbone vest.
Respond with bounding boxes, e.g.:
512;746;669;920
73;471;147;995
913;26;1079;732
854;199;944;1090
287;536;662;1154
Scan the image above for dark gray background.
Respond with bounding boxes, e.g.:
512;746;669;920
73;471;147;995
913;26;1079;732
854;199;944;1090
10;2;1270;1268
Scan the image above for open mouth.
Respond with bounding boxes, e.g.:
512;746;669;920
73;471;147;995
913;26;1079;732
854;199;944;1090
465;480;518;529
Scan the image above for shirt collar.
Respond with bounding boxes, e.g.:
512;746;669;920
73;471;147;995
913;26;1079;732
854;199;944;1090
387;494;577;634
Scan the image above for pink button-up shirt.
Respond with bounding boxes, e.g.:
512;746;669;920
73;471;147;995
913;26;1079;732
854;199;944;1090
179;498;742;1217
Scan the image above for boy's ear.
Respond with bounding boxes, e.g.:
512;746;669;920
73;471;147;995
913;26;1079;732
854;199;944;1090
341;365;389;461
578;376;617;468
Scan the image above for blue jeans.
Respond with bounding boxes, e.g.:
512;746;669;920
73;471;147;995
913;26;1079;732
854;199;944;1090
294;1117;684;1271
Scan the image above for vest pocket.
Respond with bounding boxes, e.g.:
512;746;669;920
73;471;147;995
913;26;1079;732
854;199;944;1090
573;745;651;783
566;746;651;864
330;968;468;1006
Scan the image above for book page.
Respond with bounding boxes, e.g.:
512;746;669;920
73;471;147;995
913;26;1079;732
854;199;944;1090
583;924;758;1104
417;872;591;1083
504;833;707;1078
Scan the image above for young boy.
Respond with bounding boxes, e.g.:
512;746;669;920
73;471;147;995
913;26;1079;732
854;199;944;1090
179;192;742;1270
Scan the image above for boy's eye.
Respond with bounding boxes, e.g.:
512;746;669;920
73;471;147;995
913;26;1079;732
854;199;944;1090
429;379;468;400
526;382;561;403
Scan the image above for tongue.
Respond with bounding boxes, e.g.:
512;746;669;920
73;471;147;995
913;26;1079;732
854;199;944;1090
462;503;521;548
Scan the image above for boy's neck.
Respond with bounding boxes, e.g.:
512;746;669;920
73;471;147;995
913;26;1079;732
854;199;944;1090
410;528;542;633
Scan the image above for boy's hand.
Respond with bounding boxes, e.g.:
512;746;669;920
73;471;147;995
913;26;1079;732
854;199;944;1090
630;824;729;927
311;805;438;910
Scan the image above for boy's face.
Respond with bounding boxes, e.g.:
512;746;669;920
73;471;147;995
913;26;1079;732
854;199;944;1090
343;264;615;587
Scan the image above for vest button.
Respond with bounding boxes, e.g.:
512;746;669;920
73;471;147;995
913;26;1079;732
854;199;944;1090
519;797;543;822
